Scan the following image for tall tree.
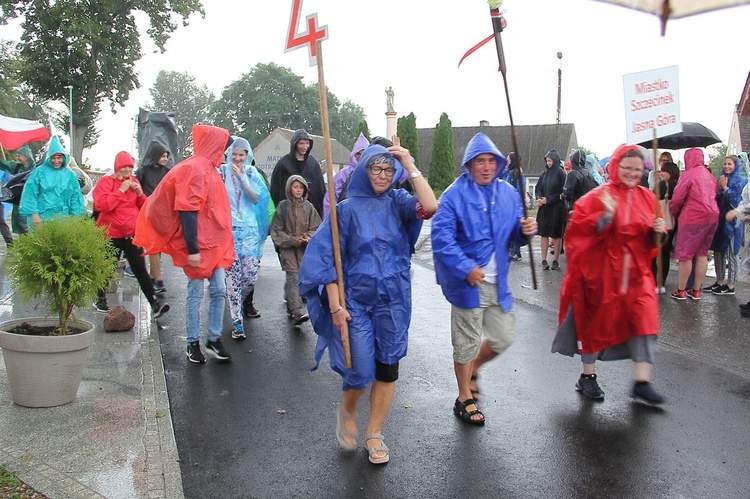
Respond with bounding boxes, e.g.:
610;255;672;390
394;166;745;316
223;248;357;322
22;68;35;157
355;120;370;142
149;70;214;159
429;112;455;194
211;62;365;147
2;0;204;164
397;112;419;165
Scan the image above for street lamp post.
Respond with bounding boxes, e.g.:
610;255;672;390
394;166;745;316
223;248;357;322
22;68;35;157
64;85;73;159
556;52;563;125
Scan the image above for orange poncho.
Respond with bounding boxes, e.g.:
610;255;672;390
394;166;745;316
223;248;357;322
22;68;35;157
134;125;235;279
558;144;659;354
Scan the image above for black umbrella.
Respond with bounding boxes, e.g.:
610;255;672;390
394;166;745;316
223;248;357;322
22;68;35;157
637;122;721;150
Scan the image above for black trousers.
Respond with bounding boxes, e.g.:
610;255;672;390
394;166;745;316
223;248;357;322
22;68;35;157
99;237;157;307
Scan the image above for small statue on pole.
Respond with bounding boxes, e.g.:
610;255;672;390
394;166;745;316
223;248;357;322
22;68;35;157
385;86;395;112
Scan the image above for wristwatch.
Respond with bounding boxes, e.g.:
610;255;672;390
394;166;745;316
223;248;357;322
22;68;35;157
409;170;422;179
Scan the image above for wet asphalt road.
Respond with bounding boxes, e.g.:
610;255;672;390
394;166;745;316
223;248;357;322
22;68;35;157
154;239;750;498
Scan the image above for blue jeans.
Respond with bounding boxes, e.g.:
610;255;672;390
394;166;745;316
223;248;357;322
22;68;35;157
186;267;226;344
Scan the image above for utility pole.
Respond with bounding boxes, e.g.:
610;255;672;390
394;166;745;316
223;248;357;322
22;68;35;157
556;52;562;125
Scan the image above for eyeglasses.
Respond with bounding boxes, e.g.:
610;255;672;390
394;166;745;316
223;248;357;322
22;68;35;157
369;166;396;177
619;166;644;174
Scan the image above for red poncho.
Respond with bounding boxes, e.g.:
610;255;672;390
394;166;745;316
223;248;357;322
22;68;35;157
133;125;235;279
558;144;659;354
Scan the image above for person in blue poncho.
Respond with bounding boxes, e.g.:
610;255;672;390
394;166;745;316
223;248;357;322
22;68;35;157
0;144;36;235
705;154;747;295
219;137;273;340
299;142;437;465
19;136;85;227
432;133;537;425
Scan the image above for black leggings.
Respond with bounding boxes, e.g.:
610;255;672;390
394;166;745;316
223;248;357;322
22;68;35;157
98;237;157;307
0;203;13;245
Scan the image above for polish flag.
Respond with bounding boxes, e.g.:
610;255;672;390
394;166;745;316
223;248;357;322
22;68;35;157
0;114;51;150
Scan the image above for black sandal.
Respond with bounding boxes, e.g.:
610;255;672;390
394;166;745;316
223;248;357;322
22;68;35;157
453;398;485;426
470;374;481;400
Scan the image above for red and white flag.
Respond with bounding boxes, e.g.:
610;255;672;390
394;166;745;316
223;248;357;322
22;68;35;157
0;114;51;150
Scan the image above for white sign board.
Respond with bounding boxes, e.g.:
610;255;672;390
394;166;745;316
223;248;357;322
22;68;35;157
623;66;681;145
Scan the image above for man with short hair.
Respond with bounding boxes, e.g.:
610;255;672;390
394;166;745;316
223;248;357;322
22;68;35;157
432;132;537;425
270;129;325;218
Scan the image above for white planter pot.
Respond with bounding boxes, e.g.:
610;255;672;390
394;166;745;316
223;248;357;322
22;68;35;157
0;317;96;408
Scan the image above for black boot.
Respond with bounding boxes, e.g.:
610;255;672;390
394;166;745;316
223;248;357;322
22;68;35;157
243;290;260;318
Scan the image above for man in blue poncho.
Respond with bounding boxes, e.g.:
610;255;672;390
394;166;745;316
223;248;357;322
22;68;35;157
299;142;437;465
432;132;537;426
19;136;85;226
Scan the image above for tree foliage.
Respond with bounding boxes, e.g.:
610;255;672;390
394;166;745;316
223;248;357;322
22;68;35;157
397;112;419;165
355;120;370;141
211;62;365;147
707;143;728;177
148;70;214;159
429;113;455;194
2;0;204;164
0;39;44;121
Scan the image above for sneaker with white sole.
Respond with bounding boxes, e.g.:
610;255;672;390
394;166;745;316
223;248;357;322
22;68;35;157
123;266;135;278
687;288;701;300
713;284;735;295
205;338;231;361
93;298;110;313
670;289;686;301
186;341;206;364
152;300;169;319
575;373;605;401
231;322;246;340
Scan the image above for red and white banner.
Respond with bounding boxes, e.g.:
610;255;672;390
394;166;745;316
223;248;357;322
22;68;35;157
0;114;51;150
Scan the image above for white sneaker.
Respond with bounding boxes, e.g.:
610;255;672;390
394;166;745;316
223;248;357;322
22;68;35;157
659;287;666;294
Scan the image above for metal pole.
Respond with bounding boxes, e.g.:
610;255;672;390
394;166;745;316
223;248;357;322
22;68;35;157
64;85;73;158
556;52;562;125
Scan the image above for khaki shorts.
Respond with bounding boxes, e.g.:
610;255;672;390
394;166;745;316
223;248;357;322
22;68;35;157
451;281;516;364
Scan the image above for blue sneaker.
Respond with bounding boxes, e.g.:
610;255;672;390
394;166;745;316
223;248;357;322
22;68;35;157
231;322;246;340
123;266;135;278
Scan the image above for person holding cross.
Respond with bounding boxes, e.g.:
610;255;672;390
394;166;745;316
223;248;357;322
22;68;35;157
299;141;437;465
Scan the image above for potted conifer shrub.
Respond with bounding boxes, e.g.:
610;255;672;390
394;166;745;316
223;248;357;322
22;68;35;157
0;216;117;407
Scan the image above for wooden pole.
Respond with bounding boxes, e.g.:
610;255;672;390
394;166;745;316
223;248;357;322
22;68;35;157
491;8;538;290
653;131;663;290
316;40;352;369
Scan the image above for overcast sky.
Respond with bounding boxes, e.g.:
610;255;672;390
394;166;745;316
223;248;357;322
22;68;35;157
16;0;750;168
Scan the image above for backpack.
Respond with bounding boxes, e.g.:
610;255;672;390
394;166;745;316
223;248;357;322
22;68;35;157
579;170;598;197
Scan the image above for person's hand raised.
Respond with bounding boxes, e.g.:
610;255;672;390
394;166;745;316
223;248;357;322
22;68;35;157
600;188;617;216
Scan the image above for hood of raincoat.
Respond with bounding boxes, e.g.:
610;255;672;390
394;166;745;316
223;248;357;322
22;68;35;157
227;136;255;166
193;125;230;167
139;141;169;169
289;129;314;160
644;155;654;171
737;152;748;171
684;148;705;172
461;133;507;178
507;152;520;171
349;133;369;168
346;145;404;198
285;174;308;202
115;151;135;172
607;144;643;187
585;154;597;172
569;150;586;172
42;136;68;169
17;145;34;167
544;149;561;171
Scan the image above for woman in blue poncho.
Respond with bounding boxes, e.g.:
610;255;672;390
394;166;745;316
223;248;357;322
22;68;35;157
220;137;272;340
299;143;437;465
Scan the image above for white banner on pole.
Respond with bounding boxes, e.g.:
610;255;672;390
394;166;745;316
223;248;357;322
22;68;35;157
623;65;681;145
